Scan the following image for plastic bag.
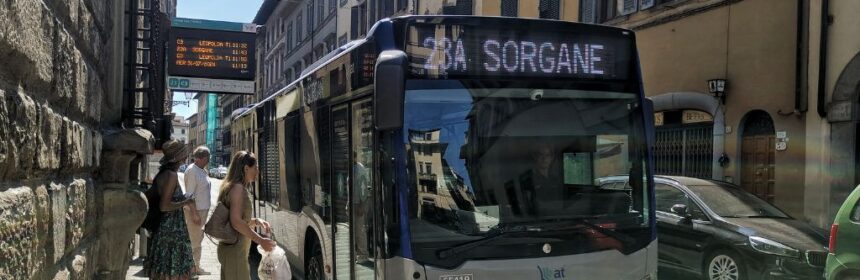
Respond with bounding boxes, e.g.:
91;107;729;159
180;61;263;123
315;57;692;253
258;245;292;280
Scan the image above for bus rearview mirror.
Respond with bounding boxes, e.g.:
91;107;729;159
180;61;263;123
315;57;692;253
374;50;407;130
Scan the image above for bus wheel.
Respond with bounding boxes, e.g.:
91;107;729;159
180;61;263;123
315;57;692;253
704;250;745;280
306;242;323;280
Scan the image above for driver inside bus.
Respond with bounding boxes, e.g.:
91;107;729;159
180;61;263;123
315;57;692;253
522;142;565;217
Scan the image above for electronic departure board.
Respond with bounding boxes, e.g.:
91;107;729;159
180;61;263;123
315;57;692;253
168;27;256;81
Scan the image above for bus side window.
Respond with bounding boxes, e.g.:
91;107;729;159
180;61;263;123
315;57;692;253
283;114;302;212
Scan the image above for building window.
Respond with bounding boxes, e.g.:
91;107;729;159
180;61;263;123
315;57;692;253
539;0;560;19
330;0;336;13
501;0;518;17
338;34;348;47
442;0;473;15
293;62;302;80
597;0;617;23
318;0;326;24
581;0;626;23
296;12;303;44
641;0;655;10
286;22;293;50
307;3;314;35
350;5;363;39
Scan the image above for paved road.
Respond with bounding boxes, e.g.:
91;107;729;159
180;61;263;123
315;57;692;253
127;172;224;280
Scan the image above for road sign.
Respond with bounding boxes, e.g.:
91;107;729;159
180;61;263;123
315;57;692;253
168;76;255;95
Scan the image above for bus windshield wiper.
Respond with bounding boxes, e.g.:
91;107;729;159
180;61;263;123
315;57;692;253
436;224;539;259
538;218;638;248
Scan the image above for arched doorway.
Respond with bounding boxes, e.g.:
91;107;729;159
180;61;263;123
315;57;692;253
740;110;776;202
654;109;714;179
828;51;860;219
649;92;726;180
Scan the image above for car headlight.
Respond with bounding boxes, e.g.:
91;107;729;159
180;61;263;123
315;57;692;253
749;236;800;258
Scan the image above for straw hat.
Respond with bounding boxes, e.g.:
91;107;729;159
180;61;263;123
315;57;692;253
160;139;190;164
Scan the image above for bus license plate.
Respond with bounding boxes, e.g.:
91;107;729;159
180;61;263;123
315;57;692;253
440;274;474;280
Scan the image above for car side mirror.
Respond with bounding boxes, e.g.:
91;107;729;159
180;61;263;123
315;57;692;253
671;204;691;221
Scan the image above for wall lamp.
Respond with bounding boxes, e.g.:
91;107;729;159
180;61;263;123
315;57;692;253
708;79;727;104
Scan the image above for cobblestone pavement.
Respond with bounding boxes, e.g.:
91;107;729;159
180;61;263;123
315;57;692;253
127;173;224;280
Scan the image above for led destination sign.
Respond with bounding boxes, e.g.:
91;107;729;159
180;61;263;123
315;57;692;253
168;27;256;81
407;23;632;80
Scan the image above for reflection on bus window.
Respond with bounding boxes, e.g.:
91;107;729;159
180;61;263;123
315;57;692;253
403;80;649;248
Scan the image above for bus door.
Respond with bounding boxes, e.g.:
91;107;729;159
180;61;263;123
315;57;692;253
350;98;375;279
332;99;377;280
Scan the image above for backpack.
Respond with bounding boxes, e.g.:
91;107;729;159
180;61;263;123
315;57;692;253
141;182;162;232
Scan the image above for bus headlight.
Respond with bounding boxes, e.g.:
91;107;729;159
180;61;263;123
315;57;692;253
749;236;799;258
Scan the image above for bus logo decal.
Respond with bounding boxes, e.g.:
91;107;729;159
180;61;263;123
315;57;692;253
537;266;566;280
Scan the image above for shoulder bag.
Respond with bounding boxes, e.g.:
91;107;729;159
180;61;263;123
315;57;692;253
204;185;239;244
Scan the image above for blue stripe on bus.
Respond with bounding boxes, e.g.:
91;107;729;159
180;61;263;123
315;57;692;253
393;129;413;258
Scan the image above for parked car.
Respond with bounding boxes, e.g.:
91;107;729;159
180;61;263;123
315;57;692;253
598;175;828;280
210;165;227;179
826;184;860;279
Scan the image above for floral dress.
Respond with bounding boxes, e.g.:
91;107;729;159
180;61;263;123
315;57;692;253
145;177;194;280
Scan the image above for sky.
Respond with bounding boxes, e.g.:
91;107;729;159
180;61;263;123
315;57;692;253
171;0;264;119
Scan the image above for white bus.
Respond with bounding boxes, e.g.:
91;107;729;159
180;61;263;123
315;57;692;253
239;15;658;280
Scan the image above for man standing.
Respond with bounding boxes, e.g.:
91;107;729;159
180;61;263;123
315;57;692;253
184;146;212;275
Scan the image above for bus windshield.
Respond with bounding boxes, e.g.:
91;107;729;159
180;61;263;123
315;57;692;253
403;79;651;266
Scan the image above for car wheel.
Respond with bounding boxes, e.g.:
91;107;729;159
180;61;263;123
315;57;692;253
306;242;324;280
705;250;745;280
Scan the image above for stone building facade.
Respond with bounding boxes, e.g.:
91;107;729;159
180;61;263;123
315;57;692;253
0;0;166;279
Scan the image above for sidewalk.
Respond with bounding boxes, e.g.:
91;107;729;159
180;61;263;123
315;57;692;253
126;222;222;280
126;173;224;280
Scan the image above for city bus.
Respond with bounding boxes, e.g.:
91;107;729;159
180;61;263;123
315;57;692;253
242;15;658;280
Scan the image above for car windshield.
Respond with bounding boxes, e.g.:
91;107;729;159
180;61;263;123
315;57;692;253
686;184;789;218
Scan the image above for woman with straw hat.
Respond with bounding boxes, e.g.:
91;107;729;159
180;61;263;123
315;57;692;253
145;139;197;279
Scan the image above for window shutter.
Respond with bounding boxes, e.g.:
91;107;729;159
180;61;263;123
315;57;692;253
580;0;596;23
539;0;560;19
640;0;655;10
621;0;637;15
501;0;518;17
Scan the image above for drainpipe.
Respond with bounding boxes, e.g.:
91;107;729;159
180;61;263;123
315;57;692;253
817;0;830;118
795;0;806;113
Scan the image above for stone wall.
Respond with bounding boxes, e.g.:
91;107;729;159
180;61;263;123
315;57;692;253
0;0;120;279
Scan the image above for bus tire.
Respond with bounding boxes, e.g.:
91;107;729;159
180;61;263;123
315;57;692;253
306;241;324;280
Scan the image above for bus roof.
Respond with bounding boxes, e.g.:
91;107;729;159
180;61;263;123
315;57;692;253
388;15;634;33
234;38;370;121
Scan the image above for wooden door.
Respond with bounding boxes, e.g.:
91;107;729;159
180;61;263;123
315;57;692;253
741;111;776;202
